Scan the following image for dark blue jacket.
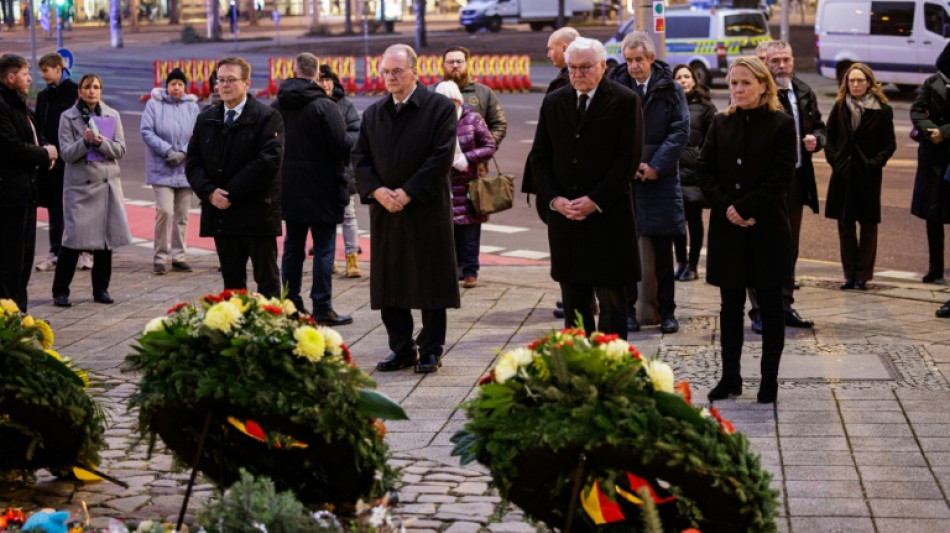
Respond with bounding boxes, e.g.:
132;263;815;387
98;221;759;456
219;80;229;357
608;60;688;236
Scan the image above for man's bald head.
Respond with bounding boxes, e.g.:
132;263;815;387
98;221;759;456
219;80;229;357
547;27;580;69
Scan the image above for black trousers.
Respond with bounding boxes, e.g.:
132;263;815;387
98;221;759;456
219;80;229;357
381;307;447;357
838;220;878;282
560;282;627;339
52;247;112;298
927;217;944;279
214;235;280;298
674;202;704;268
750;202;804;316
0;205;36;310
720;286;784;381
628;235;676;317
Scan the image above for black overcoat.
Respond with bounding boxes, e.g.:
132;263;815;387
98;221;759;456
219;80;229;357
910;73;950;222
353;82;461;310
531;78;643;285
186;95;284;237
0;83;49;207
34;78;77;208
824;100;896;224
698;106;796;289
272;78;349;225
779;76;826;214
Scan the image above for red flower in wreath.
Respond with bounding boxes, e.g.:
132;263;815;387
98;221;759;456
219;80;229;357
710;407;735;434
167;302;188;314
261;304;283;315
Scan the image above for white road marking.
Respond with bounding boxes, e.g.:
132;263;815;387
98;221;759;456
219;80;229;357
501;249;549;260
479;245;505;254
482;223;529;234
875;270;920;280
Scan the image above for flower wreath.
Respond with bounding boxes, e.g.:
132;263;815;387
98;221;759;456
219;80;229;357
451;328;779;532
0;299;105;477
125;290;407;507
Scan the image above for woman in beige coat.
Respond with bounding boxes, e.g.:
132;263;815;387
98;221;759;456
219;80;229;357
52;74;132;307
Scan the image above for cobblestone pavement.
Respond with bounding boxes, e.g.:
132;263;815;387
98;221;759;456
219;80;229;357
5;254;950;532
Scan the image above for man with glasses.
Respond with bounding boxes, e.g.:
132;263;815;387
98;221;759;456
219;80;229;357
441;45;507;146
186;56;285;298
608;31;689;335
531;37;643;338
354;44;459;374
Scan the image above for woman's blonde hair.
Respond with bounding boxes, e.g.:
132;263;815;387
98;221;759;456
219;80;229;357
835;63;888;105
724;56;781;115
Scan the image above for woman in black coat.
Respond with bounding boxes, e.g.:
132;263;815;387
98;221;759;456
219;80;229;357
672;64;716;282
824;63;895;291
698;57;796;404
910;42;950;284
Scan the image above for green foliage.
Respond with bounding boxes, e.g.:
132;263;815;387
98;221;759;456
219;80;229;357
451;329;780;532
197;469;320;533
125;290;401;506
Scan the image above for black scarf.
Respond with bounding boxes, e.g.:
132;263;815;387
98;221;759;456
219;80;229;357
76;99;102;123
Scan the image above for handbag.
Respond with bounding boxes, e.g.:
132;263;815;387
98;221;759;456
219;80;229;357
468;158;514;216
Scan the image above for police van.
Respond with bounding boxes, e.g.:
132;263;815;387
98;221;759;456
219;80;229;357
815;0;950;88
604;6;771;86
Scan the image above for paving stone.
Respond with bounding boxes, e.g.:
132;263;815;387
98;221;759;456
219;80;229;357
781;451;854;466
874;518;950;532
788;516;875;532
452;481;489;496
779;437;850;451
787;497;870;517
913;424;950;437
844;423;913;438
437;502;496;517
780;423;846;436
444;522;482;533
103;495;151;513
858;466;936;481
416;494;459;503
785;480;863;498
863;480;944;499
849;437;921;452
868;499;950;518
488;523;540;532
785;466;859;481
852;451;929;467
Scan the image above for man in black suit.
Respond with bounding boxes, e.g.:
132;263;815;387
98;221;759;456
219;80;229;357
747;41;824;332
186;57;285;298
531;37;643;338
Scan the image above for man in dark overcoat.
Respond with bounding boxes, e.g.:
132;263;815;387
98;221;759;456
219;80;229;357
531;37;643;338
34;52;78;272
353;44;459;374
272;52;352;325
186;57;285;298
607;31;689;335
755;40;826;331
0;54;58;311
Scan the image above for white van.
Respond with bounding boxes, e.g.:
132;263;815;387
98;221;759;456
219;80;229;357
815;0;950;87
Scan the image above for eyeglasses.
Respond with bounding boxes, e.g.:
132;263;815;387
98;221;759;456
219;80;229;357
445;59;466;65
218;77;245;85
567;64;596;75
381;68;408;78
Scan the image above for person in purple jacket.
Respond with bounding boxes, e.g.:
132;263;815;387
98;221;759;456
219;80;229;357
433;81;496;289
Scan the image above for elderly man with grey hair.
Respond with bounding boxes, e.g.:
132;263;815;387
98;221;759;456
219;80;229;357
608;30;689;335
354;44;459;374
531;37;643;338
272;52;352;325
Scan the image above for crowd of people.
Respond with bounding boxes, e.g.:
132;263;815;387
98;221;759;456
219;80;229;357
1;31;949;403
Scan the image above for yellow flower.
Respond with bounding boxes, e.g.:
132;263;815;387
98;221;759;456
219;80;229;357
0;299;19;314
21;315;34;328
281;299;297;315
293;326;325;362
494;354;519;383
45;349;62;361
203;301;243;333
644;360;675;393
228;296;250;313
143;317;167;334
319;326;344;357
34;319;54;349
603;339;631;362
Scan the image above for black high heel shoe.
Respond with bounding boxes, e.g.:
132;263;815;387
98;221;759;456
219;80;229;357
707;376;742;401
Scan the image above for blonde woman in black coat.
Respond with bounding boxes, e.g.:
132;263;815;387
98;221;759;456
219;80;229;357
824;63;895;291
698;57;796;404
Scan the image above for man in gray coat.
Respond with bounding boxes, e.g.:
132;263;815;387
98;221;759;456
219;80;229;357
354;44;459;374
440;45;507;146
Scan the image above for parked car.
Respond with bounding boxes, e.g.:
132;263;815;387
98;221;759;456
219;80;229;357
604;6;771;86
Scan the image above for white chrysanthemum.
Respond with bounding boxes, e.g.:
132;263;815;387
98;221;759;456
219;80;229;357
319;326;344;357
494;354;519;383
203;301;244;333
603;339;631;362
368;506;391;528
143;316;166;334
505;347;535;367
644;360;675;393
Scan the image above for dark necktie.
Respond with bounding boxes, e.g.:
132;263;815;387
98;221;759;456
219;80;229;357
394;102;404;114
779;89;793;115
577;93;589;124
224;109;236;126
636;83;645;99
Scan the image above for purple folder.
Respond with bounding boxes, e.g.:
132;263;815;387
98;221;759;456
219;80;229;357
86;116;116;163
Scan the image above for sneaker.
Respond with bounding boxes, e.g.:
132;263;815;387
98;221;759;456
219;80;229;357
171;261;193;272
78;252;93;271
35;253;58;272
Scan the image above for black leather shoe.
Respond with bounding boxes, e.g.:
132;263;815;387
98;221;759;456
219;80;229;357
376;351;418;371
313;310;353;326
93;292;114;304
415;352;442;373
784;308;814;328
757;379;779;404
840;279;855;290
750;316;763;334
627;314;640;333
556;300;564;309
553;307;565;319
923;273;947;284
853;280;867;290
678;264;698;281
674;262;687;280
660;315;679;334
53;295;72;308
936;301;950;318
708;376;742;401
